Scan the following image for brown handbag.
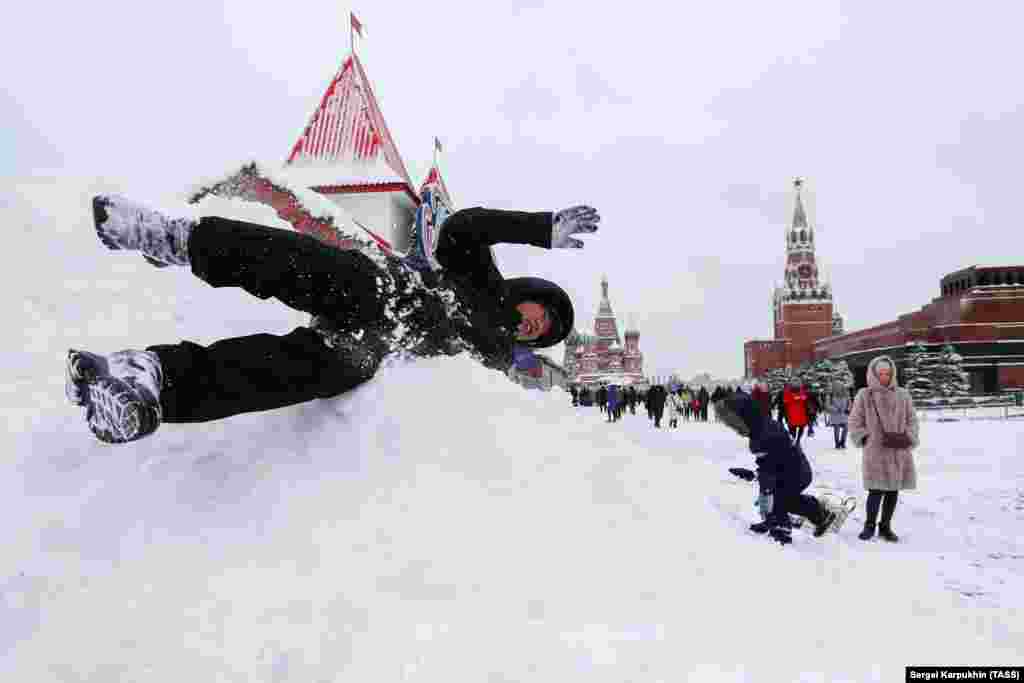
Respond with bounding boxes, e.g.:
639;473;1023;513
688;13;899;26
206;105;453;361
870;394;913;450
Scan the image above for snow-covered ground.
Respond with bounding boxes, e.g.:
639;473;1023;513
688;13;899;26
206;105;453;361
2;179;1022;681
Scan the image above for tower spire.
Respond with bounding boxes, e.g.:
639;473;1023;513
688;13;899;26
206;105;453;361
594;274;621;346
782;176;828;301
792;177;808;229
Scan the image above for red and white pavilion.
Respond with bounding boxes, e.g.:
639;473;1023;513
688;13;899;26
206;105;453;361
274;50;451;251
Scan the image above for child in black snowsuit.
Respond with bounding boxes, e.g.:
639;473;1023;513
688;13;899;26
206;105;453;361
66;195;600;444
715;392;836;545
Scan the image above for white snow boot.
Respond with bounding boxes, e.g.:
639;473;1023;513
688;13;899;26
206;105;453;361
66;348;164;444
92;195;195;267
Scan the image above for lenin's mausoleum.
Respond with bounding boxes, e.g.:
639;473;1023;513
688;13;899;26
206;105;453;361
745;179;1024;393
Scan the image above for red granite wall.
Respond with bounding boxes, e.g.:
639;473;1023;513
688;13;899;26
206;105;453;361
998;365;1024;389
745;340;788;377
781;302;833;356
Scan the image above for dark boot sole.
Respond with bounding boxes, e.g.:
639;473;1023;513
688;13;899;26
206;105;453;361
66;348;109;406
92;196;121;251
813;511;838;537
68;349;160;444
85;376;161;444
86;377;145;443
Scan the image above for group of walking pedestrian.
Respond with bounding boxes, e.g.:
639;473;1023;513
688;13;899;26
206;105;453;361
574;384;641;421
664;387;705;427
572;383;718;430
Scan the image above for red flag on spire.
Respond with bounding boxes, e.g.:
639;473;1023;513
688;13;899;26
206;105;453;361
350;12;364;38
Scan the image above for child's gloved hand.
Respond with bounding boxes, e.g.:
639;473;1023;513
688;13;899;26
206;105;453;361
551;205;600;249
728;467;756;482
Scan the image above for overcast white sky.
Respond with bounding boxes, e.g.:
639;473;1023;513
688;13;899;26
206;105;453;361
6;1;1022;379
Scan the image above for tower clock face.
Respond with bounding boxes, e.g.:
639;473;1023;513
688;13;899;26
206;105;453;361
798;264;812;279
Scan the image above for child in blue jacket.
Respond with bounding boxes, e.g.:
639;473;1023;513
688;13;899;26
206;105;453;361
715;392;836;545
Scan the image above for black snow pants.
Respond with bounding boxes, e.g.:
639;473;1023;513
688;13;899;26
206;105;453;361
760;471;824;525
774;489;825;525
147;216;385;423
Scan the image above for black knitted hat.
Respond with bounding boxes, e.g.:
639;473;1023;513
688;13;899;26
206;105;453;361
504;277;575;348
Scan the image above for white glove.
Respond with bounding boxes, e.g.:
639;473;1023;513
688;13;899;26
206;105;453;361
551;205;600;249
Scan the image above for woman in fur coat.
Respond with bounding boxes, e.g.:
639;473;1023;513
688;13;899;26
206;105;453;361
848;355;920;542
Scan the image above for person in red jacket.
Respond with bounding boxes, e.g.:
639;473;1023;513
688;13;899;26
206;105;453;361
782;381;810;446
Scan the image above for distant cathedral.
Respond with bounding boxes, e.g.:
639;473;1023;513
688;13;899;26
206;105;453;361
563;275;644;386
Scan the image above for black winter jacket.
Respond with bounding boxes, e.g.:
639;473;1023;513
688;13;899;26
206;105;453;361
310;208;554;377
647;385;667;409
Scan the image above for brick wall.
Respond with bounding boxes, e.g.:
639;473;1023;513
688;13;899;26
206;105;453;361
928;324;1003;343
814;319;906;358
745;340;788;377
961;288;1024;324
781;302;833;356
998;365;1024;390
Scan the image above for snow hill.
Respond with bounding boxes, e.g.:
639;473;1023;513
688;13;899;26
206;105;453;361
2;178;1022;681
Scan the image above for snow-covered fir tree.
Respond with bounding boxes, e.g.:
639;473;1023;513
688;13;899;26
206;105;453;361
902;342;939;400
759;359;853;396
801;359;833;393
831;359;855;390
762;367;796;394
795;359;854;395
932;344;971;398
